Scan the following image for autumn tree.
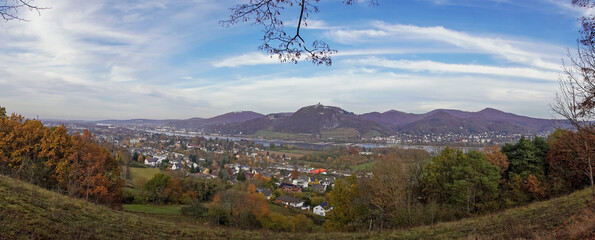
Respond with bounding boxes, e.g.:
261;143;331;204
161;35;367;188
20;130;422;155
551;0;595;198
39;125;72;189
144;172;171;204
482;145;509;175
222;0;378;65
360;152;422;229
0;107;123;208
547;129;594;194
208;189;270;228
326;174;367;231
67;130;123;208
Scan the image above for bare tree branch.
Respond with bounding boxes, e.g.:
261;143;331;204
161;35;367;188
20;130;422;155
221;0;377;66
0;0;49;21
551;0;595;198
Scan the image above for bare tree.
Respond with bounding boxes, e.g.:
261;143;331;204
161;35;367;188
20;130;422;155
1;0;48;21
221;0;378;66
551;0;595;198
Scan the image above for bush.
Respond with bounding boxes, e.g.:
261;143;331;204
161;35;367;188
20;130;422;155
181;200;207;218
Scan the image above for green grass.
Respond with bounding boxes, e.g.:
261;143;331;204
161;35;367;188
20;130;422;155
269;202;300;217
1;173;594;239
123;204;183;215
320;128;360;140
129;167;160;186
361;130;381;139
251;130;312;141
350;161;375;172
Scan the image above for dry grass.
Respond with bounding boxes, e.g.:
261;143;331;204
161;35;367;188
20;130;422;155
1;173;594;240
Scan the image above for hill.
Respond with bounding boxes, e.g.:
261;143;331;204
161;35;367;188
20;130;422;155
88;106;567;139
360;107;567;135
166;111;264;129
272;104;390;136
1;174;594;239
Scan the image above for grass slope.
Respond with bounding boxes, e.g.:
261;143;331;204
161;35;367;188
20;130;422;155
129;167;160;184
1;174;593;239
123;204;183;215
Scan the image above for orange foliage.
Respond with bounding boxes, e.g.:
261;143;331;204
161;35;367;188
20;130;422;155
247;183;257;194
523;174;545;197
0;110;124;209
67;130;123;208
164;178;184;203
483;145;509;175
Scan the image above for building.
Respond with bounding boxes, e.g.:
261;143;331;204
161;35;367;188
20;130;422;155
279;183;302;193
313;201;332;216
256;187;273;200
276;195;304;208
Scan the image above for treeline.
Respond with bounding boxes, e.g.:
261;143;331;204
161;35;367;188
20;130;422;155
132;170;320;231
0;107;123;208
326;131;594;231
298;146;376;169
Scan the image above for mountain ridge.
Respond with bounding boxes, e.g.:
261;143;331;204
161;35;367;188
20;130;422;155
93;105;569;137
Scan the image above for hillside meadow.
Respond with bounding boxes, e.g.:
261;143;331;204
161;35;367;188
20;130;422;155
1;174;593;239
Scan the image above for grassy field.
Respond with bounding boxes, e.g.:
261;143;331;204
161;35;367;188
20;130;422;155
267;150;313;159
320;128;359;140
350;161;375;172
1;174;594;239
123;204;183;215
129;167;160;186
251;130;312;141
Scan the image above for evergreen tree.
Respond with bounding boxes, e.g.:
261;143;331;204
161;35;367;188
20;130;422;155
236;169;246;182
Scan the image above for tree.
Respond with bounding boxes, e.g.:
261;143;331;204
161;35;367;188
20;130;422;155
208;189;270;228
551;0;595;198
547;129;594;193
236;169;247;182
361;152;414;229
422;148;500;215
67;130;123;208
482;145;509;175
1;0;48;21
218;167;231;181
222;0;377;65
326;174;367;231
501;137;548;181
145;173;171;204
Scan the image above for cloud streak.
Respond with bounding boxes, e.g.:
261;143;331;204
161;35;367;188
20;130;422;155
329;22;562;71
353;57;558;81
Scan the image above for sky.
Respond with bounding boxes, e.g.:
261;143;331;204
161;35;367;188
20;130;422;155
0;0;589;120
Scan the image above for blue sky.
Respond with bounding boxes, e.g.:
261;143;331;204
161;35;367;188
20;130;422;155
0;0;588;120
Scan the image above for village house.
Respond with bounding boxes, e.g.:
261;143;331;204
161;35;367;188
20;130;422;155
144;157;158;167
313;201;332;216
256;187;273;200
311;184;326;194
292;175;310;188
276;195;304;208
278;183;302;193
171;162;184;171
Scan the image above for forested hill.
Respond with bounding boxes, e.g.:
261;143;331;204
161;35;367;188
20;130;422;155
94;105;567;137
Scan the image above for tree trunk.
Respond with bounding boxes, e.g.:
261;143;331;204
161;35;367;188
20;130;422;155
586;140;594;199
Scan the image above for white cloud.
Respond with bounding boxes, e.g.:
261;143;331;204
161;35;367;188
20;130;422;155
354;57;558;81
213;52;281;67
0;0;568;120
328;22;563;71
